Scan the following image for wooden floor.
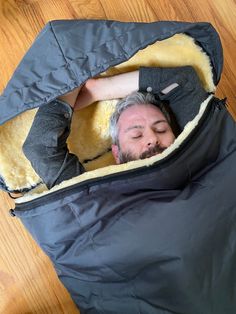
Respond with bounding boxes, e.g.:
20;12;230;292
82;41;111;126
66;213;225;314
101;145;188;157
0;0;235;313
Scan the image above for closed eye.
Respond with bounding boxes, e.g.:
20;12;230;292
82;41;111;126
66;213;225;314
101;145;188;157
154;129;167;134
132;135;142;139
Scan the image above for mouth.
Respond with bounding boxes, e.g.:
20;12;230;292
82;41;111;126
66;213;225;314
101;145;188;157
149;151;161;157
140;146;166;159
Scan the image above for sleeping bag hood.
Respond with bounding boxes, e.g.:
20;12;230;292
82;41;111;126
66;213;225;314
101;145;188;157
1;20;236;314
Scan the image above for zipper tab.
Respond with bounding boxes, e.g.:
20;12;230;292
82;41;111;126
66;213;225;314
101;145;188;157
9;209;16;217
217;97;227;110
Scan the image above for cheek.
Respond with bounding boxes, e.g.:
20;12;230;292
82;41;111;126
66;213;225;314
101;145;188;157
164;133;176;146
122;141;140;152
119;137;143;154
158;131;175;147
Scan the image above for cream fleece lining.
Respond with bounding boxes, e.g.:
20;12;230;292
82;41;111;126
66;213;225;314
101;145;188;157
0;33;214;192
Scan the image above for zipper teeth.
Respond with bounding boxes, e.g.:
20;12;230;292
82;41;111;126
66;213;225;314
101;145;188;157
15;99;214;210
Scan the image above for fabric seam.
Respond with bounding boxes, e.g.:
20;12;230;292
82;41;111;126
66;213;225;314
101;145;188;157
49;21;78;82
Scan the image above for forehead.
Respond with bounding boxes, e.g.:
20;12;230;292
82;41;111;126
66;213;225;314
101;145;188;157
118;104;166;129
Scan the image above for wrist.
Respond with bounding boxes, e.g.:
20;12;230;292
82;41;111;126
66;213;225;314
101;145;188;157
84;78;100;103
58;86;81;108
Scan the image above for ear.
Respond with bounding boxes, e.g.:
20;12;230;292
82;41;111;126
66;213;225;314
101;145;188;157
111;144;120;164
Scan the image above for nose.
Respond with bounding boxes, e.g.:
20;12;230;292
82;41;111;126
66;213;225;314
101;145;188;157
146;130;159;147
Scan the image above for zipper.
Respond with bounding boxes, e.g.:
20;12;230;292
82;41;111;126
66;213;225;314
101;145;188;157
13;96;220;212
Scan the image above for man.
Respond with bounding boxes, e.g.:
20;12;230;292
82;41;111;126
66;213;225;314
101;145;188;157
23;66;206;189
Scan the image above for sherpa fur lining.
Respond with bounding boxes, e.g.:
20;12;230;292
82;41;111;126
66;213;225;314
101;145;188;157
0;33;214;192
0;108;40;191
15;95;213;204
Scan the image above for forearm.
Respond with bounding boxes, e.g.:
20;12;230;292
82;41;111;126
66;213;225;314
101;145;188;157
74;66;206;111
23;100;84;189
74;71;139;110
96;71;139;100
79;66;197;102
138;66;206;95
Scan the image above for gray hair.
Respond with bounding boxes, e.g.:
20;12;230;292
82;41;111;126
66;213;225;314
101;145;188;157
109;91;172;145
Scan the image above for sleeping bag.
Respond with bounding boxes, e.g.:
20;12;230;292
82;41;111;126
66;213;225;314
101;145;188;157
0;20;235;314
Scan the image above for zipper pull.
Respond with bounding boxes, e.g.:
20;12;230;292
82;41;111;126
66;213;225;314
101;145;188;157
217;97;227;110
9;209;16;217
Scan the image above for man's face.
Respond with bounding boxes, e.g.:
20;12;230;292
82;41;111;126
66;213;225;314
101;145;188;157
111;104;175;164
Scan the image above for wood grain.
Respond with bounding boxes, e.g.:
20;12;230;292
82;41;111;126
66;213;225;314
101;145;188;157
0;0;235;313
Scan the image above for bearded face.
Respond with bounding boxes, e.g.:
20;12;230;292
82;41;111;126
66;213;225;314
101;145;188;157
111;104;175;164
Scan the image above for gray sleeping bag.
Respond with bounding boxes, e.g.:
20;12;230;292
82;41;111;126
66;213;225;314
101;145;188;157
0;20;235;314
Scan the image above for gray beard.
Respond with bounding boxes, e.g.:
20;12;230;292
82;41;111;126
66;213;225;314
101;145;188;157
118;144;167;164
